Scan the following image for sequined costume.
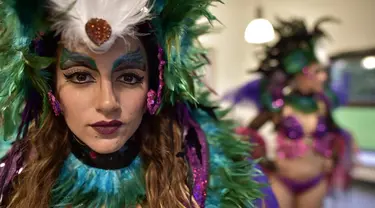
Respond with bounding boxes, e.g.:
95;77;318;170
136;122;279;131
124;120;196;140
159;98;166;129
225;17;355;194
0;0;278;207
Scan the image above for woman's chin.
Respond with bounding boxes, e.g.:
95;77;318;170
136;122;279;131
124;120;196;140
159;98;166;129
86;138;128;154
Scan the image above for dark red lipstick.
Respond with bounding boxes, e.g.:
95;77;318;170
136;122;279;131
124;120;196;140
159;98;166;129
90;120;123;135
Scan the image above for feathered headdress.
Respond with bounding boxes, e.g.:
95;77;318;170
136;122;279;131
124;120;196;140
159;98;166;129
0;0;219;139
224;16;339;112
258;16;339;77
49;0;151;53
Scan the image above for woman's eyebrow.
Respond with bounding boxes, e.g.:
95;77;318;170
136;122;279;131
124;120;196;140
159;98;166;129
59;48;98;71
112;47;145;71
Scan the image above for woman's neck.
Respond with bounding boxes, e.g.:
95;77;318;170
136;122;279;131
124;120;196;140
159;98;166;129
69;134;141;170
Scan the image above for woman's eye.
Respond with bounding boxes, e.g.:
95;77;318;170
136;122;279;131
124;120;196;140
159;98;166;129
118;74;144;85
123;75;136;83
76;74;88;81
64;72;95;84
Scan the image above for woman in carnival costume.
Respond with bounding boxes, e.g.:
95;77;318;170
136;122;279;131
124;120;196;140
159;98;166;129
0;0;280;207
225;17;356;208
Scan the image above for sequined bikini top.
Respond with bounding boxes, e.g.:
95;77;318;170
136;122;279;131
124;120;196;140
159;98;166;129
277;115;333;159
281;115;328;140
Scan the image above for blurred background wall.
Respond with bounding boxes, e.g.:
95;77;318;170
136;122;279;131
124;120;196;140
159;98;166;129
199;1;375;206
199;0;375;152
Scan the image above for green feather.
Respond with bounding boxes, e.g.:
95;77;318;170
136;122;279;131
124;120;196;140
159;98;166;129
0;2;53;139
151;0;222;108
192;92;267;207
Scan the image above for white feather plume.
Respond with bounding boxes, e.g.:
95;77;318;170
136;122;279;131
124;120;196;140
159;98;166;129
48;0;151;53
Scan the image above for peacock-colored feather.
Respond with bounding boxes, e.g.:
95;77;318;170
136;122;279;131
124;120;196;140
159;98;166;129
0;1;53;140
191;92;265;207
150;0;221;108
52;154;146;208
3;0;50;37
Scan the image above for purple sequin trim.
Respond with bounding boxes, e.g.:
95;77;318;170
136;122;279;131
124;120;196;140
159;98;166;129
178;104;209;207
186;127;209;207
48;91;61;116
147;46;165;115
0;140;27;204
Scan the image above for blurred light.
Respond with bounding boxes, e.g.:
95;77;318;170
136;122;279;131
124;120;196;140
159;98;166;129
361;56;375;70
245;18;275;44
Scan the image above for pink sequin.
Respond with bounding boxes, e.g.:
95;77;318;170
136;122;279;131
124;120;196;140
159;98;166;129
48;91;61;116
147;46;165;115
272;99;284;108
277;133;333;158
89;151;97;159
184;121;209;206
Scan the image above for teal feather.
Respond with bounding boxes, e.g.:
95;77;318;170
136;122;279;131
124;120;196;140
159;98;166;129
3;0;49;36
0;139;12;158
0;2;54;140
189;93;266;207
52;154;146;208
153;0;166;14
150;0;221;108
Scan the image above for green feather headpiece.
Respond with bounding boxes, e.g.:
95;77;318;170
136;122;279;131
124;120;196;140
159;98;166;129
257;16;339;77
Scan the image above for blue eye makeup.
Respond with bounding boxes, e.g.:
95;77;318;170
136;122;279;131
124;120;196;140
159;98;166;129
112;47;146;72
60;48;98;71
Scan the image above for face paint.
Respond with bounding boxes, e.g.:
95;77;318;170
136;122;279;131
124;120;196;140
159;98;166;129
55;37;149;154
112;47;145;71
60;48;98;71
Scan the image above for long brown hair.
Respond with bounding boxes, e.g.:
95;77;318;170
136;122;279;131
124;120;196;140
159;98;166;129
6;107;198;208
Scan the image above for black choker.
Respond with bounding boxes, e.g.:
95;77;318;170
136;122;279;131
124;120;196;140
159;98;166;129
69;134;141;170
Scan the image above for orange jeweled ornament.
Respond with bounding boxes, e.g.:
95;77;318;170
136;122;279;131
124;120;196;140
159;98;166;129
85;18;112;46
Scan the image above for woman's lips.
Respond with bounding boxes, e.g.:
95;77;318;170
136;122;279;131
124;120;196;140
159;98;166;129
90;120;123;135
91;126;121;135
